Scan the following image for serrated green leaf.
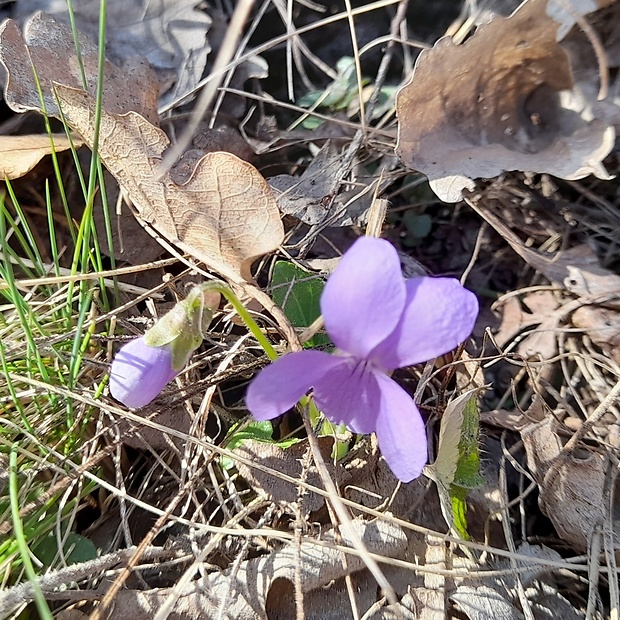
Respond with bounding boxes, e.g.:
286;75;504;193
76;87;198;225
430;388;485;538
453;395;486;488
434;389;484;489
450;485;471;540
271;261;330;348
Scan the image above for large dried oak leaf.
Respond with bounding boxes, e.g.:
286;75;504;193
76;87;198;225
54;86;284;283
395;0;615;202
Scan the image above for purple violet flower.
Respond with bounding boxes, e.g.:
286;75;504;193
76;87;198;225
109;285;220;409
246;237;479;482
109;337;178;409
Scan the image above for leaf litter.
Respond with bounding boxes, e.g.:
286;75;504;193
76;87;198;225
395;0;616;202
14;0;212;104
1;0;620;619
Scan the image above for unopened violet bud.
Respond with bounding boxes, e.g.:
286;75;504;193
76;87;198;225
109;284;221;408
109;336;178;408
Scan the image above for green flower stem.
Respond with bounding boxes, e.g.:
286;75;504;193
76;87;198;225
208;282;351;459
206;283;279;361
202;284;344;446
304;396;320;426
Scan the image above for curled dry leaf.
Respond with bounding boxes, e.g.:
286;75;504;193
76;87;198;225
0;133;83;179
52;85;284;284
0;13;159;124
268;141;377;227
520;399;620;549
546;0;616;40
559;2;620;133
15;0;211;104
396;0;615;202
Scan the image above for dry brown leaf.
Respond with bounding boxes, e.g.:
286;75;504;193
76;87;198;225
268;141;377;227
53;85;284;284
450;585;520;620
521;401;620;549
468;197;620;308
0;133;83;179
396;0;615;202
451;557;583;620
235;437;341;513
277;572;417;620
415;536;446;620
571;305;620;363
0;16;295;341
494;291;561;360
105;519;407;620
0;13;159;124
15;0;211;105
89;167;165;265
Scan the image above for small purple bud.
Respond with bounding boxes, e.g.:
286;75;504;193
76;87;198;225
109;336;179;408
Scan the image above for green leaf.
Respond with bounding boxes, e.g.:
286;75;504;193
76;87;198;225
226;420;275;449
300;116;325;130
367;85;398;120
271;262;330;348
316;417;350;460
297;90;323;109
33;531;97;568
403;212;432;240
297;57;357;110
428;388;485;538
220;421;301;470
449;485;470;540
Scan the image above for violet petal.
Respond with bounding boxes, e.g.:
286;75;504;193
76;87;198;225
370;277;479;370
320;237;406;359
312;357;381;434
109;337;178;408
373;372;428;482
246;350;343;421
